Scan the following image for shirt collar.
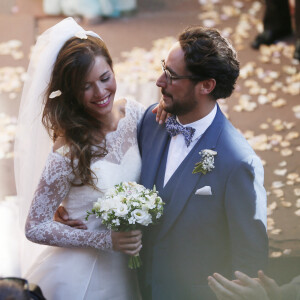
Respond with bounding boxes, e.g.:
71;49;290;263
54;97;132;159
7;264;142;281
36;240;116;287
176;104;217;141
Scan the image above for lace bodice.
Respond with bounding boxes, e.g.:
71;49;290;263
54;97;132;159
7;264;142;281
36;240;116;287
25;99;145;251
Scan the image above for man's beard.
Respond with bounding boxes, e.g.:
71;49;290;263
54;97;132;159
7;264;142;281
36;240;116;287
162;89;196;117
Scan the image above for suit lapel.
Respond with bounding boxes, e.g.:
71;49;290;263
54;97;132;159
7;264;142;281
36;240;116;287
156;105;226;241
141;125;170;190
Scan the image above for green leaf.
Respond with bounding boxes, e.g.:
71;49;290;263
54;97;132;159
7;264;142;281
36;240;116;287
192;163;204;174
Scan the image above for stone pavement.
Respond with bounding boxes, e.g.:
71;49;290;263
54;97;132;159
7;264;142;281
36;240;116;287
0;0;299;285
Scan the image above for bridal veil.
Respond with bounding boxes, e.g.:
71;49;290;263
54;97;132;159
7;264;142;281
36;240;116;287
14;17;101;275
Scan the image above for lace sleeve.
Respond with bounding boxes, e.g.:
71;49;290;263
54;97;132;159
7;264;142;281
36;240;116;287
25;151;112;250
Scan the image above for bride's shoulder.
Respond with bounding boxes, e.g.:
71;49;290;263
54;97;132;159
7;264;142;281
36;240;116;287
53;137;70;157
114;98;127;115
114;98;145;123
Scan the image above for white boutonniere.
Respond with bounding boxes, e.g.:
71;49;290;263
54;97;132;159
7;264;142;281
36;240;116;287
192;149;217;175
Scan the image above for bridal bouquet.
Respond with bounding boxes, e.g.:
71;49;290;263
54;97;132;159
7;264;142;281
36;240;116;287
86;181;164;269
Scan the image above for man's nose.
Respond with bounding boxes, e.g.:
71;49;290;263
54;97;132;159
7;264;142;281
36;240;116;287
156;72;167;88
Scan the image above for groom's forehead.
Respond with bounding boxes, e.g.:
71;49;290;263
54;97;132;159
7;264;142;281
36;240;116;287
164;43;188;73
166;42;181;59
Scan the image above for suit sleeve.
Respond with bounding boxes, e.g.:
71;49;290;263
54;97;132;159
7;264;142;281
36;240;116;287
137;103;157;156
225;155;268;276
280;275;300;299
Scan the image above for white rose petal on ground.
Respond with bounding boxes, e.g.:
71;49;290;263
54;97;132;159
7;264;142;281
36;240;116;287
272;189;284;198
294;189;300;197
274;169;287;176
278;161;287;167
271;252;282;258
272;181;285;189
271;229;282;235
280;149;293;157
281;201;292;208
283;249;292;256
294;209;300;217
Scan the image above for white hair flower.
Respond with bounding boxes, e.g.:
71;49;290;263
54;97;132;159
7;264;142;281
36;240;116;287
75;31;88;39
49;90;62;99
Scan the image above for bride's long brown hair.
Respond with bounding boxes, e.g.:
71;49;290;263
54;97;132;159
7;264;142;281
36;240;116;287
42;35;113;189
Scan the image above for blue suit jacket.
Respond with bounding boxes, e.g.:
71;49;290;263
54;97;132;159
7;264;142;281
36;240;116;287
137;104;268;300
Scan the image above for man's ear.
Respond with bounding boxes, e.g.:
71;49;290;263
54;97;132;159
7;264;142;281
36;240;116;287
196;79;216;96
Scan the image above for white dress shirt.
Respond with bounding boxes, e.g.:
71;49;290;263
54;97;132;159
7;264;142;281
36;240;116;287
164;104;217;186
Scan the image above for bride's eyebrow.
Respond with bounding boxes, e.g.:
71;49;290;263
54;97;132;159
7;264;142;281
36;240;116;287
99;70;110;78
85;70;110;83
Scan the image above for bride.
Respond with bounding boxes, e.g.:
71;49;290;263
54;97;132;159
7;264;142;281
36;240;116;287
14;18;164;299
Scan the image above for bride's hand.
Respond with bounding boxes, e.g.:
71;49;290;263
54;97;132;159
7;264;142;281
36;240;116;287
54;206;88;230
111;230;142;256
152;97;171;124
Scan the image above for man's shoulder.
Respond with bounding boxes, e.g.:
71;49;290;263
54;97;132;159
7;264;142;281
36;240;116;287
140;103;159;126
216;117;257;162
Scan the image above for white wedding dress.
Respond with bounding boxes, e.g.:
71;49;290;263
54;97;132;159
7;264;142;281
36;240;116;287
25;99;144;300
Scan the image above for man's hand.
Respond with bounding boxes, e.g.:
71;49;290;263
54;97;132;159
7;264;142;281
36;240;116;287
208;271;269;300
257;270;281;300
54;206;88;230
111;230;142;256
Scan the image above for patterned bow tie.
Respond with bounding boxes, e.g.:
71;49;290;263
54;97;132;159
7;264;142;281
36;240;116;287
165;115;195;147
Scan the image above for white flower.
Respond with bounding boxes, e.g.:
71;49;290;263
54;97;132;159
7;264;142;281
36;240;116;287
202;149;217;156
131;209;152;226
193;149;217;175
75;31;88;39
128;216;136;224
93;202;101;211
114;203;129;217
112;219;120;226
49;90;62;99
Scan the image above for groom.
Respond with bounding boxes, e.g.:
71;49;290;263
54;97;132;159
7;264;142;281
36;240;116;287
137;26;268;300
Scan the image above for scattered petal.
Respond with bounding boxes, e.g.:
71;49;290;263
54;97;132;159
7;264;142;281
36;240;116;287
274;169;287;176
294;189;300;197
294;209;300;216
272;181;285;189
283;249;292;255
271;229;282;235
281;201;292;208
270;251;282;258
278;161;287;167
280;148;293;156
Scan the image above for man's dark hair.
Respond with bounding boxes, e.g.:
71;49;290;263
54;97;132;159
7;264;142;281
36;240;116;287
179;26;240;100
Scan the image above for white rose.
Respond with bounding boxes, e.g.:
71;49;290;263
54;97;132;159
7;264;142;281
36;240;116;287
131;209;152;226
114;203;129;217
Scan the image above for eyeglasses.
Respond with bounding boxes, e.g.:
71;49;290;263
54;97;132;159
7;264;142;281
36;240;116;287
161;59;203;85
